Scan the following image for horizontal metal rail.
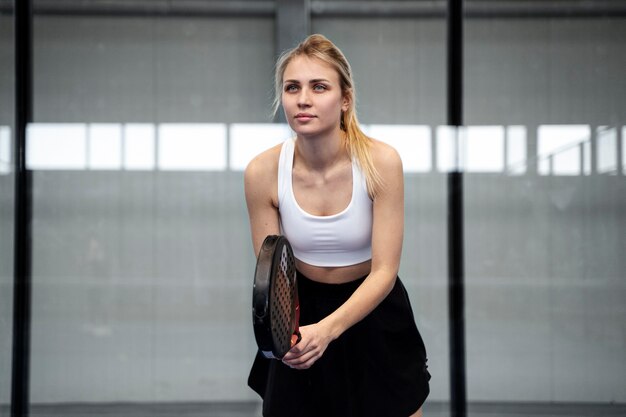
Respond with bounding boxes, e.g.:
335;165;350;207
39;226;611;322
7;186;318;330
311;1;626;18
0;1;276;17
1;1;626;18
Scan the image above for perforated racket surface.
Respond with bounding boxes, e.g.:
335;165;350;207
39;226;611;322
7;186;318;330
252;235;300;359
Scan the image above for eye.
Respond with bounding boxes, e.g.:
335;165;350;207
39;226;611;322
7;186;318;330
313;84;327;92
284;84;299;92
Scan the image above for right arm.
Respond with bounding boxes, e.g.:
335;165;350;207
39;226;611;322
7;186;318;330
244;146;281;255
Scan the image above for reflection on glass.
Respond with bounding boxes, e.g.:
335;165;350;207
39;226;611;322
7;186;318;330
368;124;432;173
0;126;10;174
23;122;626;178
27;123;87;170
437;125;461;172
537;124;591;176
597;126;617;174
229;123;291;171
623;126;626;175
506;125;527;175
158;124;226;171
88;124;123;170
465;126;504;173
435;125;506;173
123;124;155;170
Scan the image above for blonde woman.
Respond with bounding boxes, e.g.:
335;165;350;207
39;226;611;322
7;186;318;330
245;34;430;417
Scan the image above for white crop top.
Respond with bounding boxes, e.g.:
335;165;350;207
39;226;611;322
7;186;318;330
278;138;373;267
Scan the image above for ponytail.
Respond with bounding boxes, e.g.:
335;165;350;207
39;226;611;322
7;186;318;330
341;105;383;198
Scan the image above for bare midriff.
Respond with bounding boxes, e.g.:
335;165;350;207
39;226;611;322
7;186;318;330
295;259;372;284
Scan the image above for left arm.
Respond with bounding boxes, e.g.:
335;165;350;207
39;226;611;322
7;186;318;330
283;141;404;369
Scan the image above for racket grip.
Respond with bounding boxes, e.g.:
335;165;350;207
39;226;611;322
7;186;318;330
291;331;302;347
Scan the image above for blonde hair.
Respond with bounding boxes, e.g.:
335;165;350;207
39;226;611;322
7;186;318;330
273;34;383;198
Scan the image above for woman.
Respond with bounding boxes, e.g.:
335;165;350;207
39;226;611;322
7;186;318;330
245;34;430;417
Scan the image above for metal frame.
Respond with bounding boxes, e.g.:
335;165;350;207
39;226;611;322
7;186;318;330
447;1;467;416
274;0;311;123
2;1;626;18
0;1;275;17
311;1;626;18
276;0;310;54
12;0;33;415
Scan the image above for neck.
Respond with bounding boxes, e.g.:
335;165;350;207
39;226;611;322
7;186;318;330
294;129;348;172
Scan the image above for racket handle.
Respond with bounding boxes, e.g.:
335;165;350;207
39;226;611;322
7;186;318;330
291;331;302;347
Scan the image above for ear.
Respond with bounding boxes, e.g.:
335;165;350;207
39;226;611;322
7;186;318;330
341;90;351;112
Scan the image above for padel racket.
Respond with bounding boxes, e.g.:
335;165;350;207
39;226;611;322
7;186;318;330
252;235;301;359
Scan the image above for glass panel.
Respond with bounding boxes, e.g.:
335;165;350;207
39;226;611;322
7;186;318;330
464;4;626;416
0;1;14;415
313;16;449;415
29;9;274;415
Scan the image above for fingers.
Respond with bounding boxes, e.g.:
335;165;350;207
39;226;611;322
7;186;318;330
282;339;323;369
282;348;320;369
281;324;331;369
282;339;308;361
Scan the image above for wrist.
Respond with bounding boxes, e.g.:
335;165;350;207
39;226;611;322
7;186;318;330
320;314;346;342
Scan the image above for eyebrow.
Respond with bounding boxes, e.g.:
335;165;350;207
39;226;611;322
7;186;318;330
283;78;331;85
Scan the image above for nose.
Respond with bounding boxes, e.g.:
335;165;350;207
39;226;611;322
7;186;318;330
297;87;311;108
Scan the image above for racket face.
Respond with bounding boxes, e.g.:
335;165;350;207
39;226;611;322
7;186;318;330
269;243;297;357
252;235;299;359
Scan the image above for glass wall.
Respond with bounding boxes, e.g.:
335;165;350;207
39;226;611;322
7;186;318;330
28;11;274;413
24;7;452;414
312;16;450;415
4;1;625;416
0;0;14;415
463;4;626;413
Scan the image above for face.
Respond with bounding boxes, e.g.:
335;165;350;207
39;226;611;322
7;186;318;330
281;56;349;139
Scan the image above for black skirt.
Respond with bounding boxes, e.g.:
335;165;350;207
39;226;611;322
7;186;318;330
248;271;431;417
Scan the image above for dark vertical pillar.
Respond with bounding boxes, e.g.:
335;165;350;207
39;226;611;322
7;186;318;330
447;1;467;417
274;0;310;123
448;0;463;127
447;170;466;417
275;0;310;56
12;0;33;416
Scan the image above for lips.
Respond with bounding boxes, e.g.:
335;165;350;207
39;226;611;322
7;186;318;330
295;113;315;120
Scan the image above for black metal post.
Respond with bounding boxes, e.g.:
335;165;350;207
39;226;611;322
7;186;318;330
447;1;467;417
12;0;33;415
276;0;310;55
448;0;463;127
274;0;310;123
447;171;466;417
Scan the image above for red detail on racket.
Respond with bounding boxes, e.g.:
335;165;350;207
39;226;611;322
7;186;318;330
252;235;301;359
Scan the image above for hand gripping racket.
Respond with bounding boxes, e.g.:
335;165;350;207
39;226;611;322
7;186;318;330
252;235;301;359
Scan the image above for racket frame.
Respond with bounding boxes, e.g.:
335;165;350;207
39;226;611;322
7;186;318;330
252;235;300;359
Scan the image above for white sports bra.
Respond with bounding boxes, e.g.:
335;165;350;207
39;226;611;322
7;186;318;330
278;138;373;267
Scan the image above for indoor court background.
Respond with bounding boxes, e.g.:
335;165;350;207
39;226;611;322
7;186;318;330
1;1;625;416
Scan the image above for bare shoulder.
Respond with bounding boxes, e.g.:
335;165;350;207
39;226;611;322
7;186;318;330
244;143;284;251
244;142;284;209
369;138;403;173
244;143;282;185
